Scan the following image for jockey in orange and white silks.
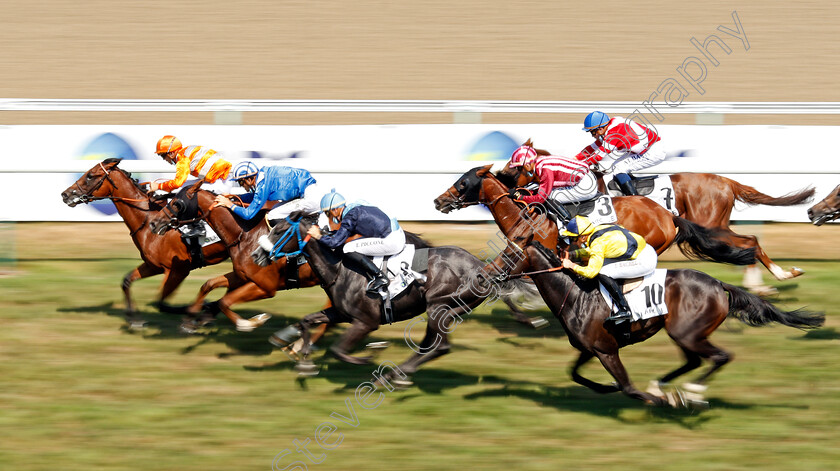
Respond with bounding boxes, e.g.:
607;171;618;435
508;145;598;207
575;112;666;195
150;135;233;193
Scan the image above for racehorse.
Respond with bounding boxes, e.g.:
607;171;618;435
148;185;323;332
60;158;229;327
250;212;523;383
434;165;756;267
519;137;813;292
807;184;840;225
519;240;823;406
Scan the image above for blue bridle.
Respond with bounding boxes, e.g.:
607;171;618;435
269;217;311;260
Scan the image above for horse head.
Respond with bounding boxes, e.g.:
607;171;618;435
148;183;203;235
433;164;497;213
808;184;840;226
61;158;124;206
251;210;320;267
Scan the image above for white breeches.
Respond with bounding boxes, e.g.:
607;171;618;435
546;172;600;204
600;244;658;279
609;142;667;175
343;228;406;257
266;183;324;220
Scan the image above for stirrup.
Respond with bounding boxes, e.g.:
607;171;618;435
606;309;633;322
366;277;388;294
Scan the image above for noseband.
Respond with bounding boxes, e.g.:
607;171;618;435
74;162;119;203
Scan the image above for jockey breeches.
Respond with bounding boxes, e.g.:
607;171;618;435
343;228;406;257
609;141;667;175
266;183;325;220
546;172;599;204
599;244;657;279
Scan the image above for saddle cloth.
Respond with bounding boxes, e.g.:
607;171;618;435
178;220;221;247
598;269;669;322
371;245;428;299
553;194;618;232
607;175;679;216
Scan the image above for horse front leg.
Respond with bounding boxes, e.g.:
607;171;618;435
212;282;272;332
570;351;621;394
185;272;246;325
121;262;163;328
156;265;191;314
593;350;668;407
329;318;378;366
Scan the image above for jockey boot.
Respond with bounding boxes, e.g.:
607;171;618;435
598;273;633;322
545;200;572;224
344;252;389;295
614;173;638;196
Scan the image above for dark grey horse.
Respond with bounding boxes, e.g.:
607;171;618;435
252;213;520;384
521;241;824;406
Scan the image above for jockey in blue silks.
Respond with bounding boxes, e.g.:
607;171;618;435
307;190;405;295
213;161;324;221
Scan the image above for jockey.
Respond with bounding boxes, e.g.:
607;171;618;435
559;215;658;322
150;135;232;193
306;190;406;295
576;111;666;196
508;145;598;223
213;161;323;222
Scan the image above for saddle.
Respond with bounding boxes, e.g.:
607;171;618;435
620;277;644;293
607;175;658;196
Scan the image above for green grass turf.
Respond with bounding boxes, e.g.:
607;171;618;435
1;222;839;471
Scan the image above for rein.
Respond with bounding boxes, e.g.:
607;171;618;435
269;218;313;259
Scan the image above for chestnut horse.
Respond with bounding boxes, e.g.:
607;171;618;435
434;165;756;267
807;184;840;225
60;158;229;327
148;185;324;332
592;170;814;292
519;241;823;406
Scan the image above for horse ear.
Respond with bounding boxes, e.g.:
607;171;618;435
102;157;123;166
187;181;203;196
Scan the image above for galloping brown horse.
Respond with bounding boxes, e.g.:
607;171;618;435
807;184;840;225
148;186;323;332
520;241;823;406
434;165;756;267
60;158;229;327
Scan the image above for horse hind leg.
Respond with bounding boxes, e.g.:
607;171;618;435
156;266;191;314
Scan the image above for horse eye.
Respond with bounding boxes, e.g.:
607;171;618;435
85;173;94;180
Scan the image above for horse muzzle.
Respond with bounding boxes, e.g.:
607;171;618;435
61;190;85;207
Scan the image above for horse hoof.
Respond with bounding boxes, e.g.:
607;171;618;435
749;285;778;297
296;360;319;376
789;267;805;278
365;341;390;351
530;317;549;329
392;378;414;390
646;380;666;398
236;313;272;332
127;320;147;330
179;322;198;335
271;325;302;346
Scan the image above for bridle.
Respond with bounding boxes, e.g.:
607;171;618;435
268;217;312;260
73;162;119;203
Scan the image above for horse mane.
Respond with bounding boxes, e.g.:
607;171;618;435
494;169;517;189
405;231;434;248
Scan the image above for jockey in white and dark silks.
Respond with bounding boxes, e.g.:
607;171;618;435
559;215;658;322
213;161;324;222
507;145;598;223
575;111;666;196
306;190;406;295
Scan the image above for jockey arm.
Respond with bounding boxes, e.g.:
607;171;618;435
157;157;191;192
519;169;556;205
231;181;270;220
567;245;605;279
318;211;359;249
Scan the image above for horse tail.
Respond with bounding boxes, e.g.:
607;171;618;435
721;282;825;329
671;216;756;265
728;178;816;207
